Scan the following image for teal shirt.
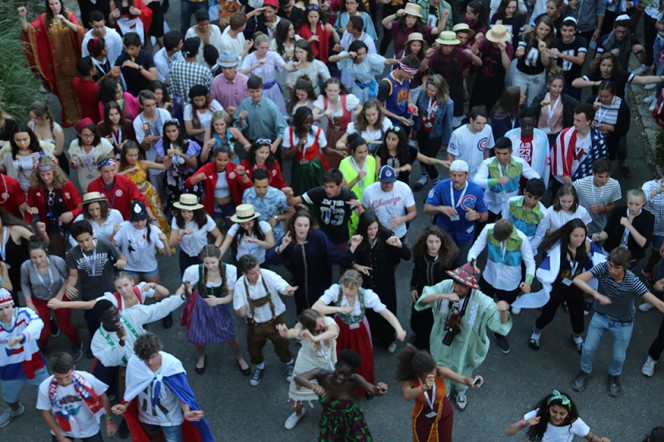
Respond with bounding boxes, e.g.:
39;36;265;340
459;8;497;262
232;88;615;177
234;97;287;143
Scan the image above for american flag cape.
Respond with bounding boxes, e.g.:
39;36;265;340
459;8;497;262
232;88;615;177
551;127;608;181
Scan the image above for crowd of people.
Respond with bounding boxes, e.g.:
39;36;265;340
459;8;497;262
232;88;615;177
1;0;664;440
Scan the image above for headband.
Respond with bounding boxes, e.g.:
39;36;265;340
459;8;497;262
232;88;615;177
547;389;570;406
399;61;419;75
97;158;117;170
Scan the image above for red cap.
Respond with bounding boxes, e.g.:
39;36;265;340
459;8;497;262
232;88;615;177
263;0;279;8
75;118;95;134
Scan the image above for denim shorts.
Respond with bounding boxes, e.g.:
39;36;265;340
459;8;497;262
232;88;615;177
1;366;48;403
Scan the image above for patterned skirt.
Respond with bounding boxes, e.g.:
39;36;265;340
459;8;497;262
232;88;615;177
318;397;372;442
141;181;170;237
182;293;237;345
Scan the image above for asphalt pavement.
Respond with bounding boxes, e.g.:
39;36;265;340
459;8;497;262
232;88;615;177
5;1;663;440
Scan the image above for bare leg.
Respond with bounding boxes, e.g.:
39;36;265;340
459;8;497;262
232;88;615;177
195;344;206;369
229;339;249;370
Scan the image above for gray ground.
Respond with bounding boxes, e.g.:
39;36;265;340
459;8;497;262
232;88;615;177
5;1;664;440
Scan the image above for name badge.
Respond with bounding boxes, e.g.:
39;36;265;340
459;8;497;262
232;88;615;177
450;215;460;222
349;322;360;330
425;411;437;418
562;278;573;286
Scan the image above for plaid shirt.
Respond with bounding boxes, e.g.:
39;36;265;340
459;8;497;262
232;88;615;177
169;60;213;101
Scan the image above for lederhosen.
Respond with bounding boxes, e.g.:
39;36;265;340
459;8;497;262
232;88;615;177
244;273;292;364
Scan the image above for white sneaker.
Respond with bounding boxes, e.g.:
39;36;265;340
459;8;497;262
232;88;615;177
639;302;655;312
387;341;398;354
642;356;657;377
511;307;521;315
284;409;305;430
633;64;649;75
455;392;468;410
645;83;658;90
0;404;25;428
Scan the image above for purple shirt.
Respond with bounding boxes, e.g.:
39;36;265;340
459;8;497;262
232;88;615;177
210;72;249;110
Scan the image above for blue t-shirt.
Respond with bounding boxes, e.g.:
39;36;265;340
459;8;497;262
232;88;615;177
425;179;487;245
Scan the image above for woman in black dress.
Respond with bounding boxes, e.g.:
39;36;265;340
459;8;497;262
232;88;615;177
409;226;458;351
272;210;344;315
343;209;411;352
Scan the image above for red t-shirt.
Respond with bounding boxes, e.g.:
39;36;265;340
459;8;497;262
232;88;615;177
71;77;101;123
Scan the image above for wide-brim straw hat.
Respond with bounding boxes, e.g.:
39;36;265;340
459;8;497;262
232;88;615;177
452;23;475;39
446;263;480;289
486;24;510;43
79;191;108;206
231;204;261;223
403;3;423;18
435;31;460;46
406;32;425;44
173;193;204;211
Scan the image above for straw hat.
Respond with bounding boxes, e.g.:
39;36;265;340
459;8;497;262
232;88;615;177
446;263;480;289
403;3;423;18
173;193;204;211
435;31;460;46
486;24;510;43
231;204;261;223
79;191;108;206
406;32;425;45
452;23;475;39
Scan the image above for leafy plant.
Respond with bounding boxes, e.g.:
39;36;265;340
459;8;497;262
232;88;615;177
0;1;42;121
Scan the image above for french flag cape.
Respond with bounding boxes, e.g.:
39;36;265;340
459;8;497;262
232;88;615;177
122;352;215;442
520;240;606;309
550;127;608;181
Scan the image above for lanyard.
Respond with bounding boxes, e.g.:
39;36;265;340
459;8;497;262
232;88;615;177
591;184;606;205
547;93;561;126
497;162;509;178
449;182;468;208
34;262;60;292
319;342;335;370
426;98;438;118
350;156;366;188
419;378;436;411
594;99;612;124
569;258;579;276
499;241;507;260
112;128;123;146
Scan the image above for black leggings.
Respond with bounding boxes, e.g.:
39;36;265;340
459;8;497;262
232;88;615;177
648;316;664;360
416;133;441;180
535;281;585;334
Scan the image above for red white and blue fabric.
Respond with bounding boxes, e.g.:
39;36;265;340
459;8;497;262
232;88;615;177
122;352;215;442
0;307;45;380
551;127;607;181
48;371;104;432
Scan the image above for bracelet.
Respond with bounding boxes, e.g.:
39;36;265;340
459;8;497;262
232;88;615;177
105;415;113;421
518;419;527;429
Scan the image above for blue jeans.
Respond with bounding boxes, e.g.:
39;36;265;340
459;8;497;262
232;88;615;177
162;424;183;442
180;0;209;35
581;313;634;376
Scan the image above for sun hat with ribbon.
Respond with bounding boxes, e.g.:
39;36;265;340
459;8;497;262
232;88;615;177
486;24;510;43
173;194;204;211
435;31;460;46
403;3;423;18
231;204;261;223
79;192;108;206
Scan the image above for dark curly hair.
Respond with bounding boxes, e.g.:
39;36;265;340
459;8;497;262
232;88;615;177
395;345;436;381
526;390;579;441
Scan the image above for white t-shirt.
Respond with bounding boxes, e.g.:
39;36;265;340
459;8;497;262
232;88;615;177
113;222;165;272
571;134;591;178
137;371;184;426
227;220;272;263
183;100;224;142
346;118;393;146
447;125;495;177
37;371;109;439
361;181;415;238
171;214;218;257
523;409;590;442
319;284;386;315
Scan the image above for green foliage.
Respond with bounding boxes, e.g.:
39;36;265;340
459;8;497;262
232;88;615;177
0;1;42;121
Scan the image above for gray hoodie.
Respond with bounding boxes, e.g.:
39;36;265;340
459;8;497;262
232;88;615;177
569;0;606;33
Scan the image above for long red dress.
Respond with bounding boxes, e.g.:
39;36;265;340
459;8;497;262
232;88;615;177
21;12;85;127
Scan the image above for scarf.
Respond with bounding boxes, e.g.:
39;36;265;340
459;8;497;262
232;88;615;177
48;372;104;432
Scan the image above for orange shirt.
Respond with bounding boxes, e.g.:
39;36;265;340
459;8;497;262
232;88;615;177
411;376;447;419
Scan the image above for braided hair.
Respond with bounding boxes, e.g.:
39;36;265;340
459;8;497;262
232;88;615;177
199;245;226;298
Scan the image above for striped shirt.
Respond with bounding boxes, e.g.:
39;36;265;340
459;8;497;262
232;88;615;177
592;96;622;138
573;176;622;234
642;179;664;237
447;125;494;177
589;262;649;322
